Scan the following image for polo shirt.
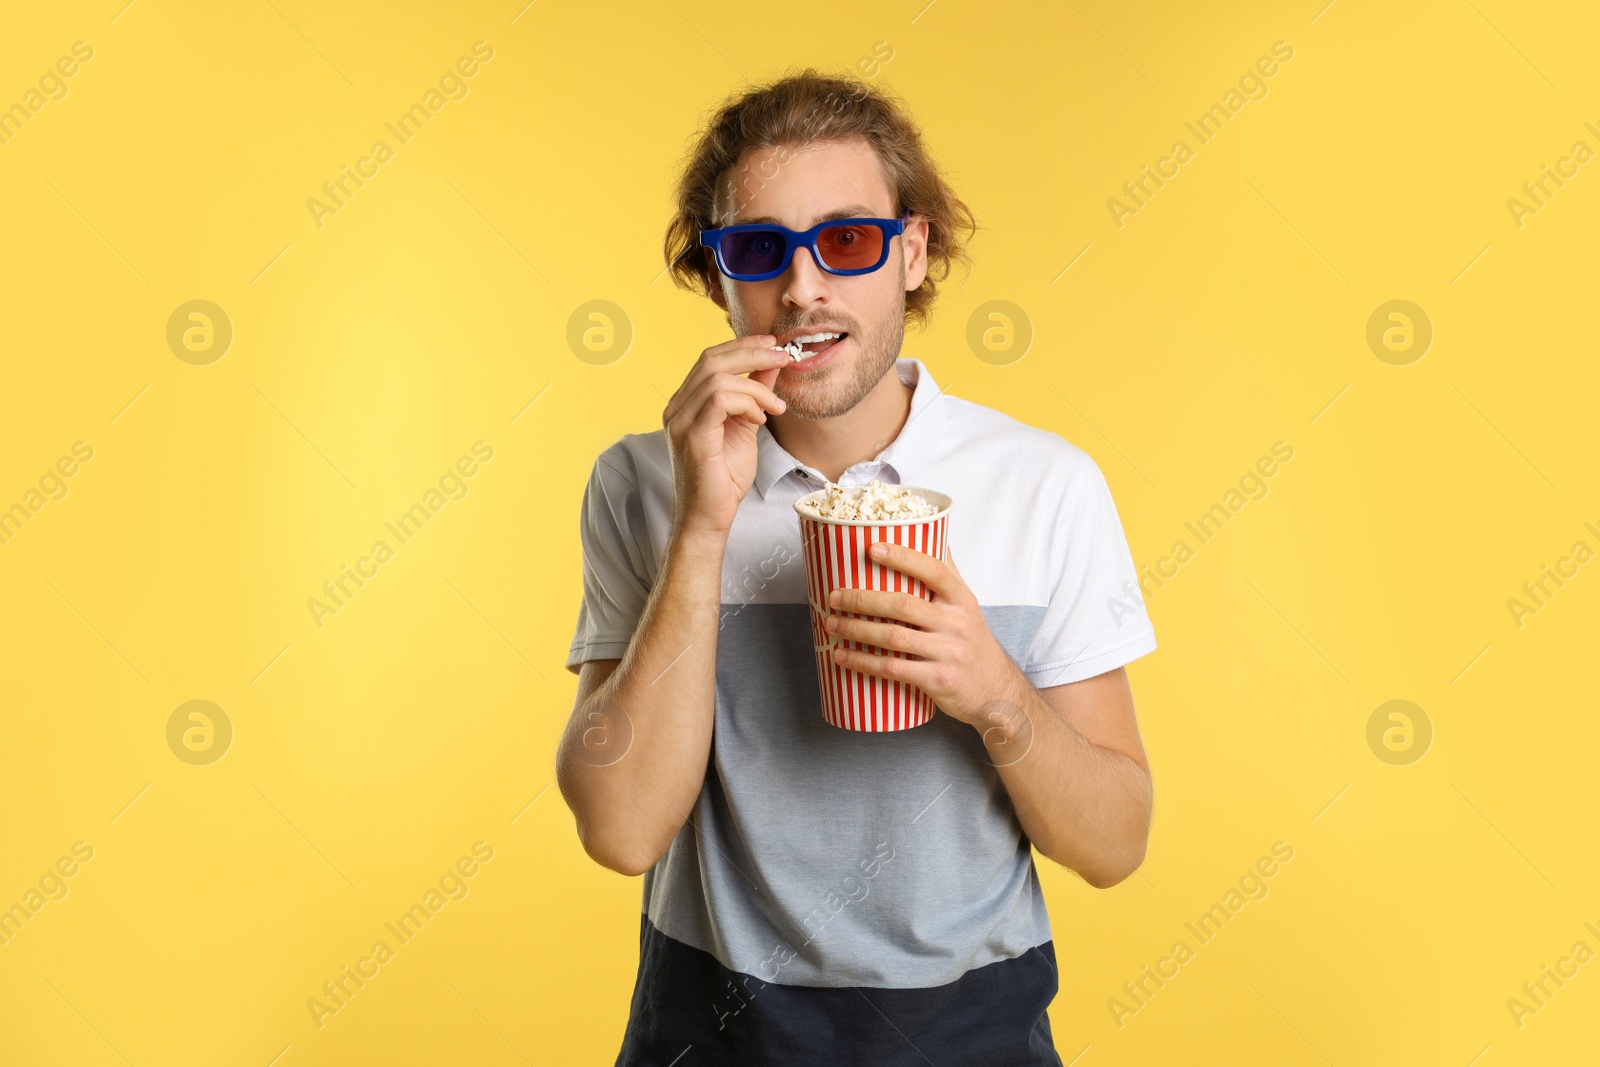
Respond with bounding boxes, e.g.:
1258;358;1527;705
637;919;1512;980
567;356;1157;1066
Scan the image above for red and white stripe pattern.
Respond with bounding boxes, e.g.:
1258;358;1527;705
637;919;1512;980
798;509;949;731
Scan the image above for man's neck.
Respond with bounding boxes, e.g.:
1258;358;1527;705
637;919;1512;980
768;363;914;483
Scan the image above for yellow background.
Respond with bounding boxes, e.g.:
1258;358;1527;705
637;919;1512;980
2;0;1596;1063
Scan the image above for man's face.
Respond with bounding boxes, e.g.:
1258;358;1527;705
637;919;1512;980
710;137;928;420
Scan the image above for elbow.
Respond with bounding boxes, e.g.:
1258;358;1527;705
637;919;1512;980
1083;771;1152;888
575;820;662;877
555;742;670;877
589;846;653;878
1076;837;1148;890
594;842;658;878
1083;859;1139;889
556;777;655;878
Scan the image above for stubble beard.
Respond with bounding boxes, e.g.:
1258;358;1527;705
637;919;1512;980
745;262;907;421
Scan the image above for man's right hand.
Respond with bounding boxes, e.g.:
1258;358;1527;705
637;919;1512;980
663;335;790;540
564;338;787;877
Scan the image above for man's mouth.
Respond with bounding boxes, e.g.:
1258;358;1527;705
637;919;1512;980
779;330;848;361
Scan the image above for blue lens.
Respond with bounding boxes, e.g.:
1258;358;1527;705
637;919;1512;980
721;230;787;276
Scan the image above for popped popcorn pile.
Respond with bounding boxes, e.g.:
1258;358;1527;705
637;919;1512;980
797;479;939;522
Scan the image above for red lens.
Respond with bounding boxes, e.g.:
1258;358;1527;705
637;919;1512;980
815;223;884;271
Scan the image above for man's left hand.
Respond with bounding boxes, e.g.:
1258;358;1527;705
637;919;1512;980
825;541;1025;731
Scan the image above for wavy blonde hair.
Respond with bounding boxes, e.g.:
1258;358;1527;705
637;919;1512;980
663;69;976;330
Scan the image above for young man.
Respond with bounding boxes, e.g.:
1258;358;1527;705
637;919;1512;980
559;70;1158;1065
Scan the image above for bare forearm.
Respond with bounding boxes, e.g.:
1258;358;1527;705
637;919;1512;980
557;530;725;874
983;671;1152;887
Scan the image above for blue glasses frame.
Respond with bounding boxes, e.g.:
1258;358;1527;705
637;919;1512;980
699;212;912;281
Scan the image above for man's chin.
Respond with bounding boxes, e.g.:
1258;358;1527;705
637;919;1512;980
768;328;899;420
773;389;832;421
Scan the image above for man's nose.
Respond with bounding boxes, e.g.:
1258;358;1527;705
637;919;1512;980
783;246;832;307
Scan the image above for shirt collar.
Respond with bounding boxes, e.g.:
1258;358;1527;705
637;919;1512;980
753;357;948;500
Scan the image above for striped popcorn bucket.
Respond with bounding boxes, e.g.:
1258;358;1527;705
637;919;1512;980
793;488;953;732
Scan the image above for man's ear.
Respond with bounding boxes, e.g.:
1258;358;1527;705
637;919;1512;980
903;212;929;294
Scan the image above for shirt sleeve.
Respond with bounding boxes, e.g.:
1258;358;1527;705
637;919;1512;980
1020;453;1157;688
566;447;653;674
